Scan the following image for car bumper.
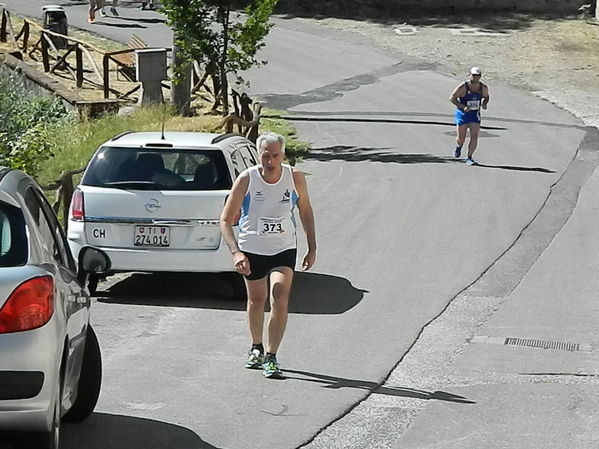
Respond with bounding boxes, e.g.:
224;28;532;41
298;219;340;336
0;321;61;432
68;238;235;273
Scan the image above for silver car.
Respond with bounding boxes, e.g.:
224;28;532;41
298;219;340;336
0;167;110;449
67;132;259;299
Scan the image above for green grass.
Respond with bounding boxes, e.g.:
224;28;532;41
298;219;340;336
37;105;222;185
37;105;311;186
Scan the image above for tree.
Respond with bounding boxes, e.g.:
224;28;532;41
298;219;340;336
162;0;278;115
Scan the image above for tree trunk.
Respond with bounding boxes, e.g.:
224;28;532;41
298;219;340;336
170;32;192;115
218;2;230;116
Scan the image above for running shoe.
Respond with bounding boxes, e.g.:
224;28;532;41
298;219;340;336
465;157;475;166
244;349;264;369
99;8;107;17
263;357;284;379
140;2;148;9
110;7;119;16
453;146;462;158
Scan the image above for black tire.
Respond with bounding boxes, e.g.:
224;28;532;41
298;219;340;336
62;325;102;422
231;272;247;301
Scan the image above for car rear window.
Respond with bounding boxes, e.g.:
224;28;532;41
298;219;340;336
0;203;28;267
81;147;233;191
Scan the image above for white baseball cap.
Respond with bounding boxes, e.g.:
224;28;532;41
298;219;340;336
470;66;482;75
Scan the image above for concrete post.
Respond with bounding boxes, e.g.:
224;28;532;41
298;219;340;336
136;48;168;105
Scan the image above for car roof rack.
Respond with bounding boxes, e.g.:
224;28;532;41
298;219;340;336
211;133;244;144
111;131;135;141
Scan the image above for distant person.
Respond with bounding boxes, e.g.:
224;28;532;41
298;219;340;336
220;132;317;379
100;0;119;17
449;66;490;165
140;0;155;10
88;0;105;22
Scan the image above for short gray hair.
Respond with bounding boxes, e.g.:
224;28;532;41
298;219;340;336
256;132;285;154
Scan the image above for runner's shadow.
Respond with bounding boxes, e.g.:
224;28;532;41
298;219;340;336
60;412;222;449
475;163;555;173
285;369;476;404
290;272;368;314
106;16;167;24
97;271;366;314
306;146;453;164
92;21;146;29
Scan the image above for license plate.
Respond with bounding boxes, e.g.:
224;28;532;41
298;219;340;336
134;225;170;247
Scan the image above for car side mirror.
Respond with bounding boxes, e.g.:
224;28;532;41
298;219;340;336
78;246;111;275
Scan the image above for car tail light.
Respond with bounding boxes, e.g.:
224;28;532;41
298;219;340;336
71;188;85;221
0;276;54;334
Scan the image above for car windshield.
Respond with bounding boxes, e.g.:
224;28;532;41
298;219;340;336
81;147;233;191
0;203;28;267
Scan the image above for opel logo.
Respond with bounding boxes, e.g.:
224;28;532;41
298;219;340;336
144;198;161;213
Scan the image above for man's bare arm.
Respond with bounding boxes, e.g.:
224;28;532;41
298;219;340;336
220;173;251;274
293;169;316;270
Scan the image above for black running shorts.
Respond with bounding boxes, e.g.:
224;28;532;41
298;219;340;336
243;248;297;281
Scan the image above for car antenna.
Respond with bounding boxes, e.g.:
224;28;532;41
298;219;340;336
160;105;166;140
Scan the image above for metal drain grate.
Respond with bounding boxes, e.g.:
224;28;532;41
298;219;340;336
504;337;580;352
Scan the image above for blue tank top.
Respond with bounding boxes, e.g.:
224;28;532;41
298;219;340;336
455;81;484;122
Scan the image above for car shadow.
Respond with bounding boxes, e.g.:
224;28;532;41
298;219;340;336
61;412;222;449
284;369;476;404
96;271;366;314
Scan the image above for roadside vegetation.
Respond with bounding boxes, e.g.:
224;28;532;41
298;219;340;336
0;68;309;187
29;105;309;190
0;67;75;176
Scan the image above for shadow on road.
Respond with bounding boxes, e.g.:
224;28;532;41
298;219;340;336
306;146;457;164
285;369;475;404
97;271;366;314
61;412;221;449
307;145;556;173
276;7;574;29
475;163;556;173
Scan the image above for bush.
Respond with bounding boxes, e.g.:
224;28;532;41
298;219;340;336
0;68;74;175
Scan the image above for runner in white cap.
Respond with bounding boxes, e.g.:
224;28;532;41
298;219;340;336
449;66;490;165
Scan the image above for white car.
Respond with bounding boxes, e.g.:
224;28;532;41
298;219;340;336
67;132;260;298
0;166;110;449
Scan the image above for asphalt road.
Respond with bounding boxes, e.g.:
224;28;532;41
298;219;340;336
2;2;593;449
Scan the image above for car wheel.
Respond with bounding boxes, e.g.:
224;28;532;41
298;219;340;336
17;385;60;449
62;325;102;422
231;272;247;301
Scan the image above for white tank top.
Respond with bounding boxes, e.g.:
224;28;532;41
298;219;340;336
238;164;298;255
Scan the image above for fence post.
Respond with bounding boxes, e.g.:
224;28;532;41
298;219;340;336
103;55;110;98
1;9;7;43
21;21;29;51
76;44;83;87
41;32;50;72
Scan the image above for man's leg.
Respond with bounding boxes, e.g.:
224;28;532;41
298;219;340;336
246;278;268;346
467;123;481;158
88;0;97;21
455;124;467;157
266;267;294;354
